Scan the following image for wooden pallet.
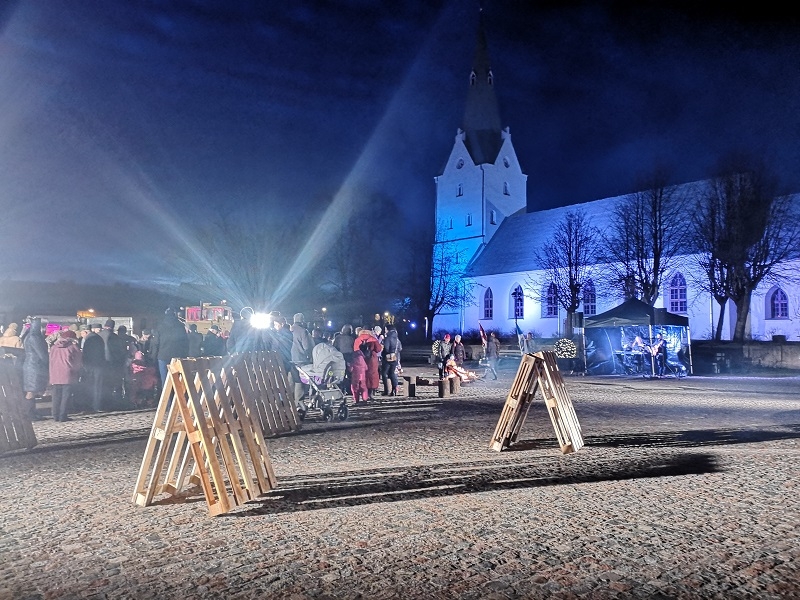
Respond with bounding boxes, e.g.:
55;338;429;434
0;357;37;453
132;351;297;516
489;351;583;454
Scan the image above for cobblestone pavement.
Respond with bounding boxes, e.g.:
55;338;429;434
1;366;799;599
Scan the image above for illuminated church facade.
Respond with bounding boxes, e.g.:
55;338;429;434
433;22;800;343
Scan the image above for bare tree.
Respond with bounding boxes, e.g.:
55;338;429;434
601;171;689;305
427;222;475;340
693;155;800;341
173;207;303;311
528;210;600;337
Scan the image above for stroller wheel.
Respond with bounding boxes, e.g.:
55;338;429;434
337;403;349;421
321;407;334;422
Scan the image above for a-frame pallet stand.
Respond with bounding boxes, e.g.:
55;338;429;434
490;351;584;453
0;357;37;453
132;351;299;516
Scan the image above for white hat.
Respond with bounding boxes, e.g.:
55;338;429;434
293;313;305;324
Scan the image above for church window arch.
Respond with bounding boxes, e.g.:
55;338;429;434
483;288;493;319
542;283;558;318
510;284;524;319
457;183;463;197
503;181;510;195
448;218;453;230
466;213;472;227
487;70;493;86
583;279;596;316
767;287;789;319
456;158;464;169
470;71;476;86
669;272;687;313
490;210;497;225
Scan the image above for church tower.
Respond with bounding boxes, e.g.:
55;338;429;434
433;12;528;267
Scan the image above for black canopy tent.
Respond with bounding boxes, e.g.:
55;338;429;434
583;299;692;376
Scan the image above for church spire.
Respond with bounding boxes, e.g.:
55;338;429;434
461;9;503;165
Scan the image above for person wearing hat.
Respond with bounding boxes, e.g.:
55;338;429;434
289;313;314;401
202;324;226;357
432;333;453;380
49;330;82;421
0;322;23;351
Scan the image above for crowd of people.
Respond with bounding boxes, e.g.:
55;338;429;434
0;308;409;421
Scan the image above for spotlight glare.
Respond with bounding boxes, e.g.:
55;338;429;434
250;312;271;329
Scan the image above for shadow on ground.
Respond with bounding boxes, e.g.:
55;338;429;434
228;452;719;516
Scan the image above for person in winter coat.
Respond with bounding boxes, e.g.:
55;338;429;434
201;325;226;357
0;323;23;351
290;313;314;401
332;324;356;391
98;319;127;407
354;327;383;400
48;330;82;421
82;323;106;412
452;334;466;367
187;324;203;357
381;327;402;396
152;307;189;388
485;332;500;380
432;333;452;379
22;317;49;419
349;348;368;403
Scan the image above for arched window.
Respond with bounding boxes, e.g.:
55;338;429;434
483;288;493;319
511;285;524;319
768;288;789;319
669;272;687;313
583;280;596;316
456;183;463;197
503;181;510;195
466;213;472;226
543;283;558;318
490;209;497;225
487;70;493;86
470;71;476;86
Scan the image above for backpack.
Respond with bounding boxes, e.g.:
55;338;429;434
359;339;373;361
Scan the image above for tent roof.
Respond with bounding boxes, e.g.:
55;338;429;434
584;298;689;328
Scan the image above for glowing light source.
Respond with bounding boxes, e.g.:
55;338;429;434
250;312;271;329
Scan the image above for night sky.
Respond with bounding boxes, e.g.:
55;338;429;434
2;1;799;291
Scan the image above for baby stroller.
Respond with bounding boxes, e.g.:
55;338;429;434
295;343;349;422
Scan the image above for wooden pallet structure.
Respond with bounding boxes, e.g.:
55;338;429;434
0;357;37;453
132;350;299;516
490;351;584;454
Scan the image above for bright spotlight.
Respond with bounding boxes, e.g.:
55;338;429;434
250;312;271;329
410;322;417;329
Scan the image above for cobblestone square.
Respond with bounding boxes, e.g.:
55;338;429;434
1;370;799;599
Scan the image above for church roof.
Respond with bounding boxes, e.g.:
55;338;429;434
464;196;624;276
461;13;503;165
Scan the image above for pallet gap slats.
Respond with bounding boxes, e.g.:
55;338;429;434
132;350;297;516
490;351;584;454
0;357;37;453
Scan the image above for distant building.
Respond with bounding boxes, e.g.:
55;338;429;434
434;17;799;342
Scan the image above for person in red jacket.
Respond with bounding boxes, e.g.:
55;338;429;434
49;330;83;422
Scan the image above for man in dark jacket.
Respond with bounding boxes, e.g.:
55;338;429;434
187;324;203;357
152;308;189;388
98;319;127;407
202;325;226;357
82;322;106;411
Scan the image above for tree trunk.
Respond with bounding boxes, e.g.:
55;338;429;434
564;310;575;338
713;299;726;341
732;294;752;342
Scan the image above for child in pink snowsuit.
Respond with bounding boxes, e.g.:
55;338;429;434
350;349;368;403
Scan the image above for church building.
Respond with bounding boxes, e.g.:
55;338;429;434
433;20;799;343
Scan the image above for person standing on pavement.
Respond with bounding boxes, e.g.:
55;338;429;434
98;319;126;407
21;317;49;419
485;332;500;380
82;323;105;412
202;325;226;357
186;324;203;357
48;329;82;422
452;334;466;367
152;307;189;388
380;327;401;396
290;313;314;401
432;333;452;380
